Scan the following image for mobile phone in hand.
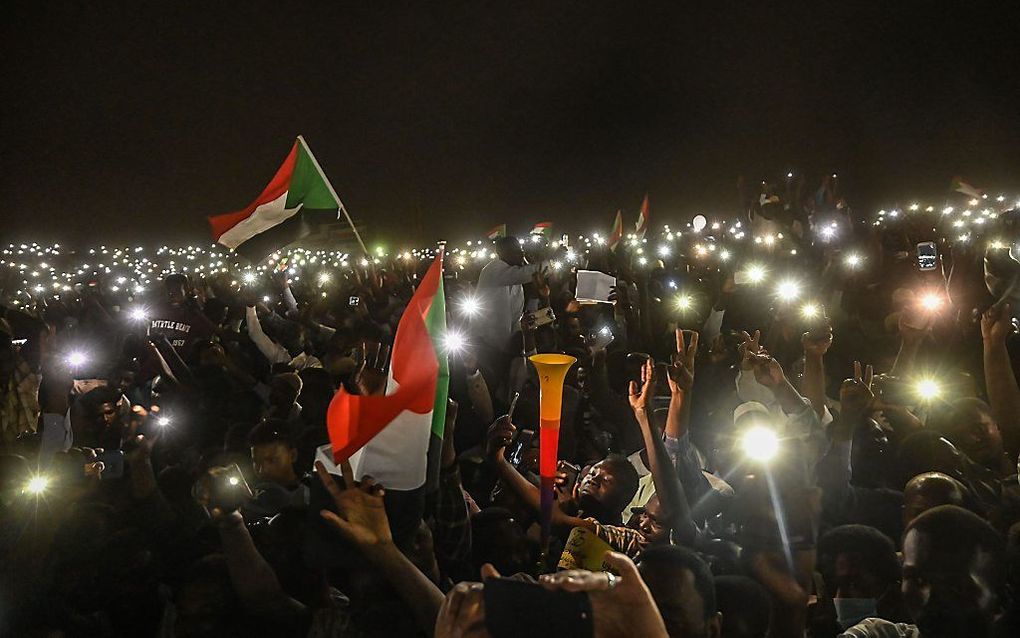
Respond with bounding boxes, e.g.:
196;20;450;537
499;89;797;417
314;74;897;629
527;307;556;328
507;429;535;468
96;450;124;479
484;578;594;638
192;464;253;514
916;241;937;271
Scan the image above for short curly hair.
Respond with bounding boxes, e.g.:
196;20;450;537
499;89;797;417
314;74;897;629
818;524;901;587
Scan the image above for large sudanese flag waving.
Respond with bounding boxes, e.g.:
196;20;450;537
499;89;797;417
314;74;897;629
208;136;341;262
325;251;450;490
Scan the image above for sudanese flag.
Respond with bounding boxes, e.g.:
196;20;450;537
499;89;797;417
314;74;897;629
326;251;450;490
209;136;341;262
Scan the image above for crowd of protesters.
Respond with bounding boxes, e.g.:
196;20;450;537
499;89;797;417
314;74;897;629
1;175;1020;637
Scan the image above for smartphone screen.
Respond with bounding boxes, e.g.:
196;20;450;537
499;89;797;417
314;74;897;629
916;241;937;271
507;429;535;467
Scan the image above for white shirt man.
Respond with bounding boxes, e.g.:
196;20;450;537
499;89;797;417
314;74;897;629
472;237;546;352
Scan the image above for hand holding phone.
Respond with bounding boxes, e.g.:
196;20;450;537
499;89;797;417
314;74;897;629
916;241;938;271
484;578;594;638
193;464;253;516
526;307;556;328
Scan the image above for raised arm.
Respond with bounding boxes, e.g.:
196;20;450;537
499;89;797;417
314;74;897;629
801;322;833;419
217;510;308;617
982;302;1020;459
460;351;494;425
245;305;291;365
631;358;696;545
486;417;590;531
481;260;545;287
315;461;444;636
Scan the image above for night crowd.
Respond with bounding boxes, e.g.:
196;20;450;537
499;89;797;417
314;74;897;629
1;176;1020;637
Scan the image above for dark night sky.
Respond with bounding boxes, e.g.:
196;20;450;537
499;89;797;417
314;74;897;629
3;1;1019;247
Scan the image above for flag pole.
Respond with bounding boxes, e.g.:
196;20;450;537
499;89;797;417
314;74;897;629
296;135;369;255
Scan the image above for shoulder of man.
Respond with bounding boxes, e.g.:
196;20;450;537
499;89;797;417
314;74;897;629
838;618;919;638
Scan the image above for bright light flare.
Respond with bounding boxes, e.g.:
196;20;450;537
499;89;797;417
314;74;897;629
741;427;780;462
675;294;694;311
919;292;943;312
745;264;767;284
242;272;257;284
157;416;171;427
25;475;49;495
775;279;801;301
67;351;88;367
801;303;821;320
915;379;942;401
129;307;148;321
458;295;481;317
442;329;467;355
844;253;862;268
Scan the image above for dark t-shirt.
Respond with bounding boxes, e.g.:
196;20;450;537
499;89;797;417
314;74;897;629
148;301;214;350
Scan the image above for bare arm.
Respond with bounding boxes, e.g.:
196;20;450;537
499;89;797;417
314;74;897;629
632;359;696;545
982;303;1020;459
315;461;444;636
217;511;307;616
801;324;833;419
487;418;590;531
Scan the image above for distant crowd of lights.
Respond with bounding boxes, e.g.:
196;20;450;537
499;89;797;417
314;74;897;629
2;191;1016;311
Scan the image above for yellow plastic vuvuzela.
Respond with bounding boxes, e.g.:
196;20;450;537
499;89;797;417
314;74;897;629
528;353;576;545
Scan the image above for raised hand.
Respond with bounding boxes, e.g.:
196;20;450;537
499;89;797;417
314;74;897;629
749;352;785;387
628;358;656;413
981;301;1015;344
355;342;391;396
666;328;698;394
801;323;833;357
738;330;763;370
538;552;668;638
839;360;875;416
314;459;392;551
441;399;459;469
532;268;551;300
485;415;515;463
434;581;487;638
